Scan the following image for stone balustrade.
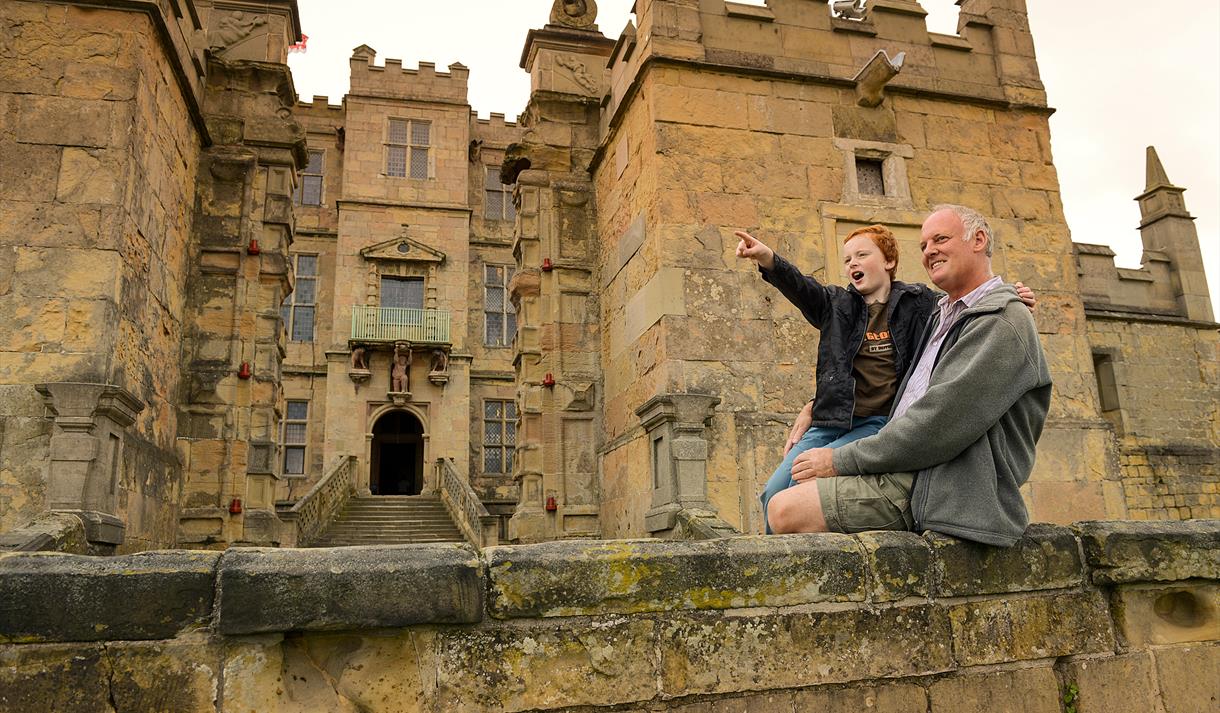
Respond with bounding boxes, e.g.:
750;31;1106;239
0;520;1216;711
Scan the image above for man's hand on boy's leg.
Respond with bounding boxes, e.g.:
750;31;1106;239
791;447;837;482
784;401;814;455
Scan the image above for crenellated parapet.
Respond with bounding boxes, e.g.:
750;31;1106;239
348;45;470;104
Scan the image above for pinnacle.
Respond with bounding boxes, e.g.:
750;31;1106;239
1145;145;1173;191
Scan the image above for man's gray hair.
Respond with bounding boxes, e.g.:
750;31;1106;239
932;203;994;257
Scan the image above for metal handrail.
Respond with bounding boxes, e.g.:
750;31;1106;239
350;306;451;343
278;455;358;547
437;458;498;548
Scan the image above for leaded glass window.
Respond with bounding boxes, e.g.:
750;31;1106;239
482;399;517;474
484;264;516;347
283;400;308;475
281;254;317;342
387;118;431;179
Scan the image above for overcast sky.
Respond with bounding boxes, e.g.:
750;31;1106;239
288;0;1219;313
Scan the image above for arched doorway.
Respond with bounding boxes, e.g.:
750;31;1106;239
370;410;425;495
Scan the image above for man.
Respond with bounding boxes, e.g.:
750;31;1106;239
767;204;1052;547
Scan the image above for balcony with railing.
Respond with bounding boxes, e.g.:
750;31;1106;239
350;306;451;344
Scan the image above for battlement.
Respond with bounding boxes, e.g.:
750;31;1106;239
294;94;344;114
471;110;523;149
472;111;517;128
1075;243;1183;316
612;0;1045;117
348;44;470;104
470;110;522;147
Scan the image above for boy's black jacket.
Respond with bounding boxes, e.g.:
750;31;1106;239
761;253;939;429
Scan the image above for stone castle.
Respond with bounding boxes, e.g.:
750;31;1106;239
2;0;1214;553
1;1;1218;710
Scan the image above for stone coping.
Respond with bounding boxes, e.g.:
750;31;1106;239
0;520;1215;643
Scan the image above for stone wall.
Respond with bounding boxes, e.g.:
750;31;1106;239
1087;317;1219;520
0;0;207;549
1;519;1216;711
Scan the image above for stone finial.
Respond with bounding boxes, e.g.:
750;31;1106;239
1145;145;1175;192
853;49;906;107
550;0;598;29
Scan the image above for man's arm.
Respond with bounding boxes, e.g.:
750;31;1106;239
833;308;1046;476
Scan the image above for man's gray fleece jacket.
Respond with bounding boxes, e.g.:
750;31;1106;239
832;284;1052;547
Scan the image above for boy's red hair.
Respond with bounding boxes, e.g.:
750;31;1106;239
844;224;899;280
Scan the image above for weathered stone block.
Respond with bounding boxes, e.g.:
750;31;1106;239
857;530;931;602
1074;519;1220;585
1111;582;1220;647
928;665;1061;713
0;550;219;642
56;147;124;204
106;637;221;712
486;534;865;618
947;590;1114;667
792;680;928;713
1057;652;1156;713
1152;643;1220;713
15;95;112;148
659;605;953;697
0;142;60;201
432;618;657;712
927;524;1083;597
0;643;113;712
216;544;484;634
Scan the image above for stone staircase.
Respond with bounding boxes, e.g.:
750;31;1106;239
309;495;465;547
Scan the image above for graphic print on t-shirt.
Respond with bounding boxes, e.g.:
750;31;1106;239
853;302;897;416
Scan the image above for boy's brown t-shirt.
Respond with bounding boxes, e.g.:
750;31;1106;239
853;301;897;416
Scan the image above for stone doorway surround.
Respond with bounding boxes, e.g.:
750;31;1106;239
366;405;429;496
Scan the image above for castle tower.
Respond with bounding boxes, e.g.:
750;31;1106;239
1135;146;1214;322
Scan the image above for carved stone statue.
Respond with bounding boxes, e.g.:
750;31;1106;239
556;54;598;94
832;0;867;21
550;0;597;29
429;349;448;374
350;346;369;371
209;11;267;52
391;343;411;393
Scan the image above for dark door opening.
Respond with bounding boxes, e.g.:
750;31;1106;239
370;410;425;495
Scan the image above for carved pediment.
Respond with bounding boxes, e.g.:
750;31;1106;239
360;235;446;264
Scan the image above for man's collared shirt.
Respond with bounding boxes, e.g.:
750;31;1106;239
891;275;1003;420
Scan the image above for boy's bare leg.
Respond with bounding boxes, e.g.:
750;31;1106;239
767;480;830;533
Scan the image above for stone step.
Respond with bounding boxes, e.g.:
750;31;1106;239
322;527;458;532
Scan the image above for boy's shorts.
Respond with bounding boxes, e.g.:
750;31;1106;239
817;472;915;533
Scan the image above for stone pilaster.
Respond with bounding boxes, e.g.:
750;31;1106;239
505;15;614;543
176;53;305;548
636;394;735;538
34;382;144;547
